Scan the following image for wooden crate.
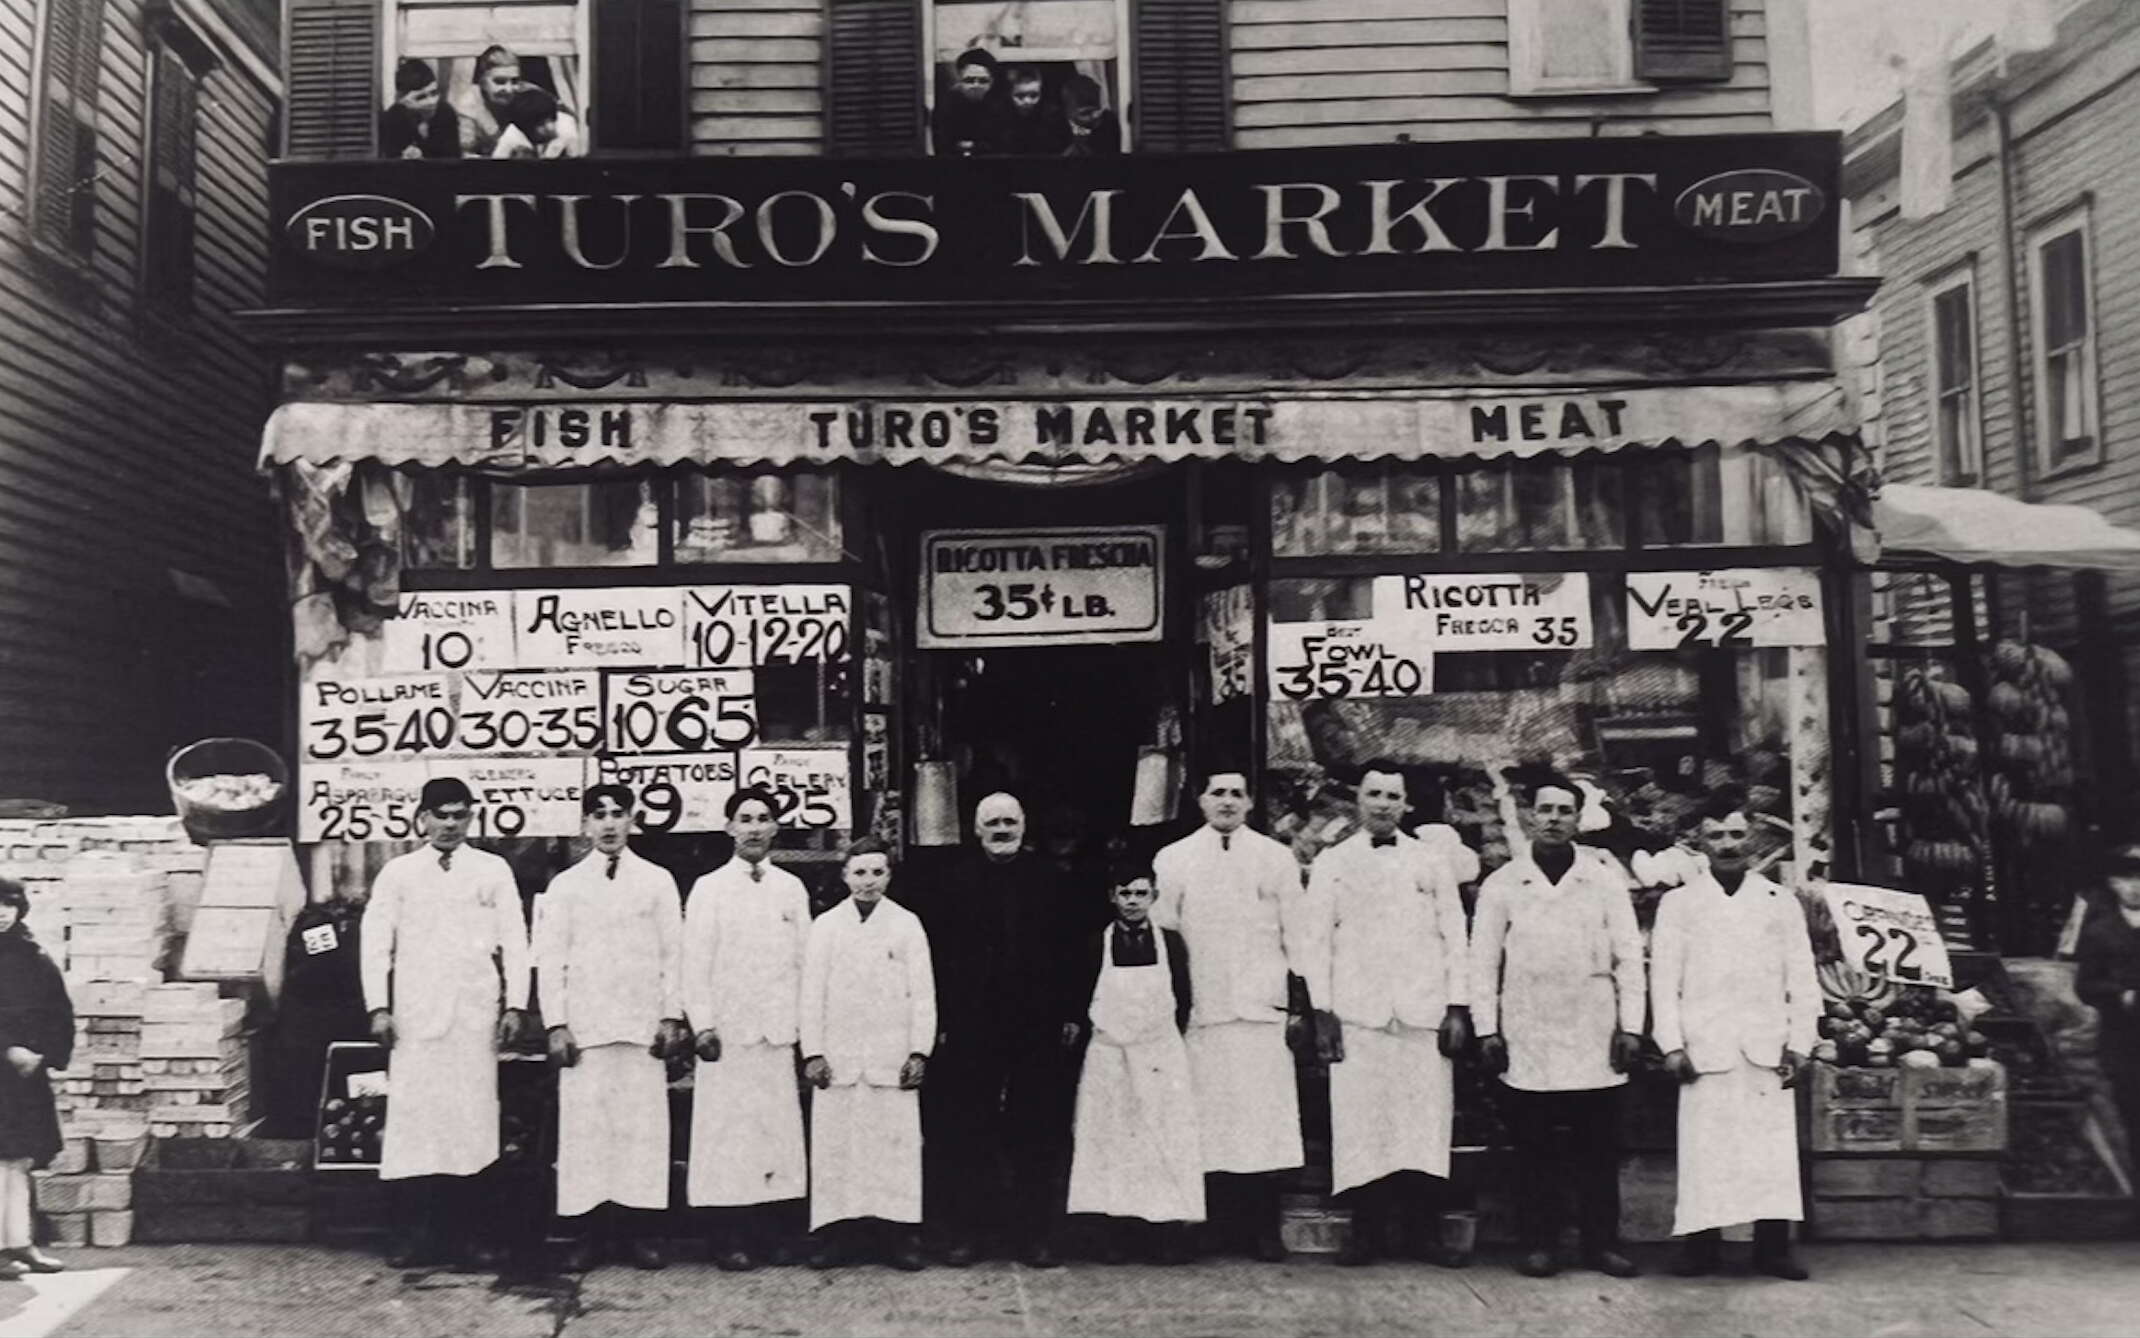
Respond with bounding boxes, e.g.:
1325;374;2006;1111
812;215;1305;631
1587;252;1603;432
1809;1063;2008;1155
1808;1156;2001;1241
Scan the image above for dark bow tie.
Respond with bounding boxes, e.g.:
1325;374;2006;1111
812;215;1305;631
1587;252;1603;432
1370;835;1398;848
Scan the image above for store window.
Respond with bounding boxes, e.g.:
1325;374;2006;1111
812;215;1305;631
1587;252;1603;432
491;477;660;568
26;0;107;264
675;470;844;564
140;17;214;323
1926;270;1981;484
1271;468;1441;558
1507;0;1730;95
930;0;1129;155
2028;204;2099;474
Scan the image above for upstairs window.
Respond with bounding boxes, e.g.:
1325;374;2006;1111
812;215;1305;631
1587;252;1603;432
1508;0;1729;95
1926;270;1981;484
2028;204;2100;474
26;0;108;264
140;9;217;322
929;0;1128;156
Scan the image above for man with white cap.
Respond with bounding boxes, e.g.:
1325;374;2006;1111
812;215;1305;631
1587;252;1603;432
361;776;532;1271
1153;768;1328;1262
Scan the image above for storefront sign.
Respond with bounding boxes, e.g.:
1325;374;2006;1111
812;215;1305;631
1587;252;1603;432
1820;883;1955;989
379;592;518;673
1268;619;1434;701
682;585;851;670
740;748;852;831
603;670;759;754
268;133;1841;308
1625;568;1825;650
592;753;740;835
301;674;456;762
1202;586;1254;704
1373;573;1593;652
297;759;432;843
452;671;602;756
919;526;1164;648
516;588;686;667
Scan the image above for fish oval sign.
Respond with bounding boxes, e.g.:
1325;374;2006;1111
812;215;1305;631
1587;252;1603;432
1674;169;1828;244
285;194;436;270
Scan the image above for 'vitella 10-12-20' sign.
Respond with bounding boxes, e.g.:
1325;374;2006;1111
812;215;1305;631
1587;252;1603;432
267;133;1839;311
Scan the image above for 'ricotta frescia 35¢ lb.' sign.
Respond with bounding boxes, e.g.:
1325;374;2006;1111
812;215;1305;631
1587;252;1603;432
919;527;1164;649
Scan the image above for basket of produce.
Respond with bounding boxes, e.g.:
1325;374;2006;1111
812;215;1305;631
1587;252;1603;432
167;738;290;843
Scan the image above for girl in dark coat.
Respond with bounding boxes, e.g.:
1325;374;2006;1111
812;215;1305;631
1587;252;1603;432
0;878;71;1277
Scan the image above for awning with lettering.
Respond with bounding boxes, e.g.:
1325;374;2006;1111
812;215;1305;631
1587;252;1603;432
1872;484;2140;573
258;381;1855;472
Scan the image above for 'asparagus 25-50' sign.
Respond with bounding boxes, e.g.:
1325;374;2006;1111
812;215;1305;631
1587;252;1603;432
270;134;1838;309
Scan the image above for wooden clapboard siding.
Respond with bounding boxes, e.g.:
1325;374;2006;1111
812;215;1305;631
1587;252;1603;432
0;0;285;812
1228;0;1772;150
689;0;824;154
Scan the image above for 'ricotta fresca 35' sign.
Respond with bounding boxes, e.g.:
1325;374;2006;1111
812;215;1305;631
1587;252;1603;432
269;133;1838;309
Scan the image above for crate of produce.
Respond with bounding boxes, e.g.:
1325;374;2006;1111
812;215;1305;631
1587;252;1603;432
1807;1156;2001;1241
1808;1061;2007;1155
316;1043;552;1175
2000;1100;2136;1240
1975;1017;2078;1100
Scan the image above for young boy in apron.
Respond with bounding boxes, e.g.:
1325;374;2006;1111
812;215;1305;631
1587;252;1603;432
1067;866;1202;1264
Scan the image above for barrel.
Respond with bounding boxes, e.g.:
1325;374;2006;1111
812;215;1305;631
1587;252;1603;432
166;738;291;844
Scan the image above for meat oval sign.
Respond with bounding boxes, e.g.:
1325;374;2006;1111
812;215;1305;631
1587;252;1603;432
1674;169;1827;244
285;194;437;270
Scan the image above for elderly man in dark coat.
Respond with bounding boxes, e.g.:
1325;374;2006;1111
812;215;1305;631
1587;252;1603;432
0;877;72;1277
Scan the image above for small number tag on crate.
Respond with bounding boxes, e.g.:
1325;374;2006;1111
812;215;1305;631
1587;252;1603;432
348;1072;388;1100
301;924;338;956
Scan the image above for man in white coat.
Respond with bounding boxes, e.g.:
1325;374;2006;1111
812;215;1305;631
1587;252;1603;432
361;776;532;1271
1311;763;1471;1268
800;836;935;1271
534;784;689;1272
1652;791;1819;1281
1153;769;1327;1262
684;786;812;1270
1472;771;1645;1279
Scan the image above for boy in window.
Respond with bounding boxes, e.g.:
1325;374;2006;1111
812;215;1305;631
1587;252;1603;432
1062;75;1121;157
494;86;579;160
1001;66;1069;155
379;58;461;159
932;48;1007;157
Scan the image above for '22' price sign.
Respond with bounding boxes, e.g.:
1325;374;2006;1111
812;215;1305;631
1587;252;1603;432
1820;883;1955;990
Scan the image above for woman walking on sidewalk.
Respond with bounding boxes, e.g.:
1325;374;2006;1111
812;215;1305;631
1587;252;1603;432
0;877;71;1278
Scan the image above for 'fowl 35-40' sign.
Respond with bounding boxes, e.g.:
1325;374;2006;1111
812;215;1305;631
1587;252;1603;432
269;133;1838;309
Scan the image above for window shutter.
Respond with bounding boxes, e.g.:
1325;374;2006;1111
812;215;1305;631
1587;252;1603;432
31;0;108;259
286;0;376;159
143;45;200;314
1634;0;1731;82
1133;0;1229;153
594;0;685;151
824;0;923;157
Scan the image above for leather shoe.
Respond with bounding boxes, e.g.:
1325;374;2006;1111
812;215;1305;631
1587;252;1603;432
7;1248;64;1275
1335;1231;1378;1267
1584;1249;1640;1279
454;1241;508;1273
558;1239;602;1274
1251;1231;1289;1264
1515;1249;1558;1278
942;1239;978;1268
629;1239;667;1271
385;1235;441;1270
887;1234;928;1272
807;1235;847;1270
1021;1239;1063;1270
1155;1226;1195;1266
1755;1251;1811;1281
715;1247;758;1272
0;1259;25;1282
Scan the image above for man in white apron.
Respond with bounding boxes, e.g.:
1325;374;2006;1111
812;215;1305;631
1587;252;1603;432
1652;791;1819;1280
361;777;532;1271
534;784;689;1272
1153;770;1328;1262
684;786;812;1270
1472;771;1645;1278
1310;763;1471;1267
1067;864;1201;1264
800;837;935;1271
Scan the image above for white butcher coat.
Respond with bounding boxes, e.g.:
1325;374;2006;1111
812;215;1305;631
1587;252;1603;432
534;848;684;1216
683;856;811;1206
361;844;530;1180
800;895;936;1229
1311;829;1469;1191
1153;824;1325;1174
1470;848;1645;1092
1651;871;1820;1233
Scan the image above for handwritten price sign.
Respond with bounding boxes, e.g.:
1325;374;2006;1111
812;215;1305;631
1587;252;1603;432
1372;573;1592;652
1268;620;1435;701
682;585;851;670
1626;568;1824;650
604;670;759;754
1820;883;1955;989
453;671;602;755
379;592;518;674
740;748;852;830
302;675;457;761
592;753;741;835
298;760;432;843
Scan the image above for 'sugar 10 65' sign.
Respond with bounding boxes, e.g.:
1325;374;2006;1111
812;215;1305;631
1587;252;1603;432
271;133;1840;308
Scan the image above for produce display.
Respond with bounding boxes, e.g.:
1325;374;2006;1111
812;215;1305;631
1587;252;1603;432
173;773;284;812
1984;641;2077;849
316;1093;385;1165
1891;669;1988;886
1812;980;1990;1070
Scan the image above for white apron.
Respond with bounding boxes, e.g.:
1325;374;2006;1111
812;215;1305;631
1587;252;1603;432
557;1042;672;1217
1675;1058;1803;1234
1329;1023;1452;1194
810;1083;921;1229
687;1040;807;1206
379;1019;497;1181
1069;926;1206;1223
1186;1020;1301;1173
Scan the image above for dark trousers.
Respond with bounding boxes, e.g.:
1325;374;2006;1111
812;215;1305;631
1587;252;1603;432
1500;1086;1624;1253
1203;1171;1284;1252
924;1036;1074;1248
564;1202;665;1243
388;1172;496;1252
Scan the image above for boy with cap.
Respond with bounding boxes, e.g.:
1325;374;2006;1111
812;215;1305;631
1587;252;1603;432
535;784;689;1272
361;777;532;1270
378;57;460;159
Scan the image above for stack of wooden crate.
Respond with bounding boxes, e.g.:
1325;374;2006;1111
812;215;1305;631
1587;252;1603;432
142;985;252;1138
1805;1061;2009;1240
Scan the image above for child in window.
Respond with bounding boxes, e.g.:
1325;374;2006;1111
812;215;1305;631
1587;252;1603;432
931;48;1007;157
494;86;581;160
1001;66;1069;155
379;58;461;159
1062;75;1122;157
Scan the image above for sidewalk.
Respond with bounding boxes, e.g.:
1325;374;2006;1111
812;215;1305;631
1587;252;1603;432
4;1240;2138;1338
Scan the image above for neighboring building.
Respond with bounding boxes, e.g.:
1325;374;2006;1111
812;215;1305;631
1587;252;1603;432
1;0;286;811
1842;0;2140;944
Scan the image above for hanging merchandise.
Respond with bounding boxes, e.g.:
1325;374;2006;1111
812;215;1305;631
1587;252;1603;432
1983;641;2080;954
1892;668;1989;891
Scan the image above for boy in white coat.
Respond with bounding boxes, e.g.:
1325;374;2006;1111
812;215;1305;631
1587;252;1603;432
1652;791;1819;1281
1310;763;1471;1268
684;786;812;1269
535;784;689;1272
801;837;935;1270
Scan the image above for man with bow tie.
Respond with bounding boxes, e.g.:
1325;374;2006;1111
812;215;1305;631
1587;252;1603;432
534;784;689;1271
1309;762;1471;1267
683;786;813;1269
1153;769;1327;1262
361;777;532;1271
1471;770;1645;1279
